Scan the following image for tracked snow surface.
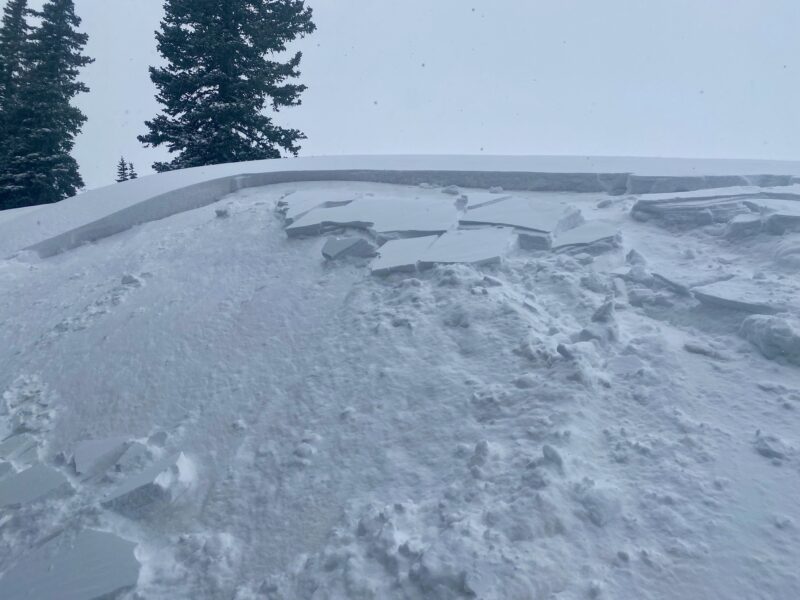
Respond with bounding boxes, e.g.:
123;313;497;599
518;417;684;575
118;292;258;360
0;156;799;599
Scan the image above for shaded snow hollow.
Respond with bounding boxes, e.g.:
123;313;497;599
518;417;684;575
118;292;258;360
0;161;799;599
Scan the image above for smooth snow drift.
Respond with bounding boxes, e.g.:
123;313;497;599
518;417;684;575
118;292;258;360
0;156;799;599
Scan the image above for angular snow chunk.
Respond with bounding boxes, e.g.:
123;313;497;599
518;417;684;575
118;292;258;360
693;278;797;314
419;228;515;267
0;463;72;508
0;433;38;467
518;231;552;251
631;194;751;228
0;529;140;600
460;196;583;233
287;196;457;238
214;207;230;219
321;236;376;260
739;315;800;365
370;235;439;275
115;441;151;473
753;433;789;461
626;249;647;266
441;185;461;195
120;273;142;287
277;189;359;225
552;220;621;250
0;460;13;479
725;213;762;239
72;437;131;478
591;298;615;323
103;452;195;516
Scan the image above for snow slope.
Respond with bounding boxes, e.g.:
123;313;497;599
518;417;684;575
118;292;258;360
1;159;799;599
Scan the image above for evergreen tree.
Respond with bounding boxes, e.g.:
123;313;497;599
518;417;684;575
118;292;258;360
127;161;137;179
139;0;315;173
116;156;129;182
0;0;92;209
0;0;30;111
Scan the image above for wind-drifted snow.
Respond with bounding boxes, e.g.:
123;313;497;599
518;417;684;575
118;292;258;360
0;161;799;599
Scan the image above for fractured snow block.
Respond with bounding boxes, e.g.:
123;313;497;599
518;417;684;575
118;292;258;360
419;227;515;267
0;460;13;479
552;220;621;250
631;195;751;228
277;189;359;225
0;463;72;508
460;196;583;233
0;433;39;467
321;236;376;260
739;315;800;365
724;213;762;239
102;452;195;517
287;196;456;238
518;231;552;250
0;529;140;600
72;437;131;478
370;235;439;275
693;278;797;314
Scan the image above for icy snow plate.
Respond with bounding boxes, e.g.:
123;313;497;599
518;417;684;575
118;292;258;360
693;278;799;314
102;452;194;517
460;196;583;233
0;529;140;600
370;236;439;275
278;189;359;225
321;237;376;260
552;220;620;250
73;436;131;478
286;196;457;238
420;228;515;267
0;463;72;508
0;433;39;467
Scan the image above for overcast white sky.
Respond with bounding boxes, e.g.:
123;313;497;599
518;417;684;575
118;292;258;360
18;0;800;188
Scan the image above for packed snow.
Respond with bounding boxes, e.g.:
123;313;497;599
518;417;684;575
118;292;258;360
0;157;799;599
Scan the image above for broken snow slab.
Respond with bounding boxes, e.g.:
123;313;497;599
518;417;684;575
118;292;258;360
102;452;195;517
631;194;751;227
0;463;72;508
552;220;621;251
321;236;376;260
277;189;359;225
370;235;439;275
460;196;583;233
0;460;13;479
420;227;515;267
286;196;457;238
0;433;39;467
0;529;140;600
693;278;799;314
72;436;131;478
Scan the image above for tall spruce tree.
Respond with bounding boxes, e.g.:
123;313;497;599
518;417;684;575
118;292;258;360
127;161;137;179
116;156;129;182
139;0;315;172
0;0;30;203
0;0;29;111
0;0;92;209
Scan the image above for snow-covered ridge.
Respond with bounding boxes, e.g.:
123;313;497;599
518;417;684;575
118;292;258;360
2;155;800;258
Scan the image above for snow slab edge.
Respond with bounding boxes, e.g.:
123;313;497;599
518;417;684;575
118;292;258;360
2;155;800;257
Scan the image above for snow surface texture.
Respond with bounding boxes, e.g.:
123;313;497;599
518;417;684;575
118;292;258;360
0;160;799;599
